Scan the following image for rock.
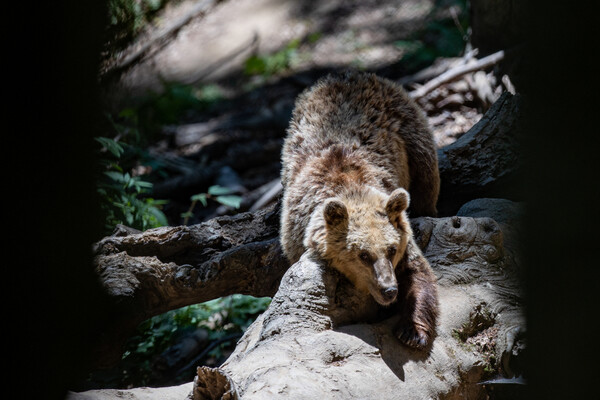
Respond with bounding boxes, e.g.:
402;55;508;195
457;198;523;225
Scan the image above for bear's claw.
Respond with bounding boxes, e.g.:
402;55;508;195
397;325;429;349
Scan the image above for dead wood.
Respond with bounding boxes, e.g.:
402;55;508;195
437;91;522;216
194;213;524;400
70;208;524;399
89;205;286;368
409;50;505;100
398;48;479;87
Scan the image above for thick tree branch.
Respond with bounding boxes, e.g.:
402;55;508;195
70;205;525;399
90;204;287;368
201;210;523;399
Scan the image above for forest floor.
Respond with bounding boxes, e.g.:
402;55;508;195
101;0;516;228
92;0;516;389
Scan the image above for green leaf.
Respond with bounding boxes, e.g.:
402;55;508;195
147;205;168;226
244;55;266;75
96;136;125;158
145;0;162;11
104;171;126;182
118;108;137;119
208;185;235;196
215;195;242;209
136;180;153;189
191;193;208;207
307;32;322;43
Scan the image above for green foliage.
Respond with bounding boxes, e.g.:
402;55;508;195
182;185;242;224
244;38;301;77
96;136;168;234
395;1;469;73
117;295;271;386
98;82;228;234
144;84;203;125
307;32;322;44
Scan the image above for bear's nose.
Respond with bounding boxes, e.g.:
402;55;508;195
381;287;398;301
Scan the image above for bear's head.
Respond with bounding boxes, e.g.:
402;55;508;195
304;187;411;306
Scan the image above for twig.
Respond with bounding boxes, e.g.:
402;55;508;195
249;179;282;212
409;50;505;99
398;48;478;86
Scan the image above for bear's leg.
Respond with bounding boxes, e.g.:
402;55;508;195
404;135;440;217
395;242;438;349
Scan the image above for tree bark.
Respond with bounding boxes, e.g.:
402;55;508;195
190;211;524;400
70;208;524;400
89;205;287;368
437;92;523;216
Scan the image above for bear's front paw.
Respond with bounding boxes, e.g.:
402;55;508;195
396;325;431;349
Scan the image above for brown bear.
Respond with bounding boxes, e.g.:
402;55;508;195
280;71;439;349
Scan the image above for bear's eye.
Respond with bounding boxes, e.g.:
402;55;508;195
387;246;397;258
358;251;371;264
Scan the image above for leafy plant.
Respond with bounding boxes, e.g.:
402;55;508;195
182;185;242;225
244;38;301;77
395;1;469;73
112;295;271;387
96;136;168;234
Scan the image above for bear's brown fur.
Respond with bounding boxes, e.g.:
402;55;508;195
280;71;439;349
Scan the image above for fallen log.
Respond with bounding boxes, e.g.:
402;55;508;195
193;210;524;399
89;205;286;368
436;92;523;216
69;201;525;399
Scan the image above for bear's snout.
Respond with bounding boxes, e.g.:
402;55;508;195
372;258;398;305
380;286;398;302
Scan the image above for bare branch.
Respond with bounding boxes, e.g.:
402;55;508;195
409;50;505;99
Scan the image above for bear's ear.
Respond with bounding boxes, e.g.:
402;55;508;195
385;188;410;222
323;198;348;228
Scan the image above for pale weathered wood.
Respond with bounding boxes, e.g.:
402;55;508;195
409;50;505;100
89;204;286;368
187;212;523;400
72;202;525;399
